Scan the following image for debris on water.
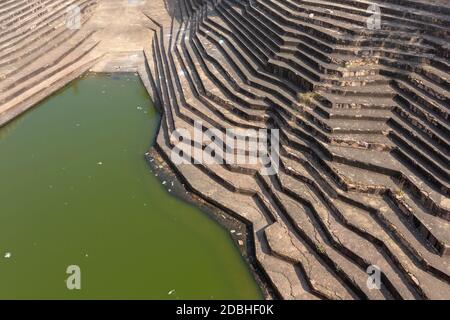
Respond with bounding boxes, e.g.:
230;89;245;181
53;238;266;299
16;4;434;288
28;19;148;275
162;181;167;185
171;181;174;187
85;254;89;258
137;106;143;110
75;123;80;127
49;185;53;189
144;203;147;207
155;173;158;177
168;289;176;295
230;230;236;233
101;90;106;94
4;252;11;258
168;189;172;192
97;161;103;165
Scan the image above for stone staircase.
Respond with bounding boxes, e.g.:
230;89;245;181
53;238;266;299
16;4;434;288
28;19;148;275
146;0;450;299
0;0;100;126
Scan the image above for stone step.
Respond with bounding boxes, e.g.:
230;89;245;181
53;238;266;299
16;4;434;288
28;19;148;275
255;0;437;53
0;30;96;93
0;52;101;126
0;0;47;30
392;77;449;123
0;0;97;66
391;104;450;155
277;166;419;299
283;148;450;296
388;116;450;170
389;131;450;182
315;91;396;109
0;8;94;81
0;40;99;106
289;0;450;32
0;0;83;45
0;0;78;49
0;0;31;14
327;144;449;214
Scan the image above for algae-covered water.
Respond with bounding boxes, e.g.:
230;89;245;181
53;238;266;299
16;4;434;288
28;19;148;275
0;73;262;299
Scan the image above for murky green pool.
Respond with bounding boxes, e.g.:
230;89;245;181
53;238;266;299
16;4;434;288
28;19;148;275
0;73;262;299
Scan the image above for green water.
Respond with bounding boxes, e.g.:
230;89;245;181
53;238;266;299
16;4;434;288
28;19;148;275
0;73;262;299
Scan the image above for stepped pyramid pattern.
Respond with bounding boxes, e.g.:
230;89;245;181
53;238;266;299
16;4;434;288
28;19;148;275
147;0;450;299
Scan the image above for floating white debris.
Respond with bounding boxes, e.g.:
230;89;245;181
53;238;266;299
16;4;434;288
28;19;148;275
168;289;176;295
85;254;89;257
162;181;167;185
97;161;103;165
230;230;236;233
4;252;11;259
137;106;143;110
75;123;80;127
168;189;172;192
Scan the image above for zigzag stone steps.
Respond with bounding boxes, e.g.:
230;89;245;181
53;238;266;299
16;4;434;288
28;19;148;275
146;0;450;299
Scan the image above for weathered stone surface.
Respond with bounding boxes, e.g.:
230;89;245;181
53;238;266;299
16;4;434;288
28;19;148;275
1;0;450;300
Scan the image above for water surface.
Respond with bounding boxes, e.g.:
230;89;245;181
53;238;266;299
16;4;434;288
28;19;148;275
0;73;262;299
